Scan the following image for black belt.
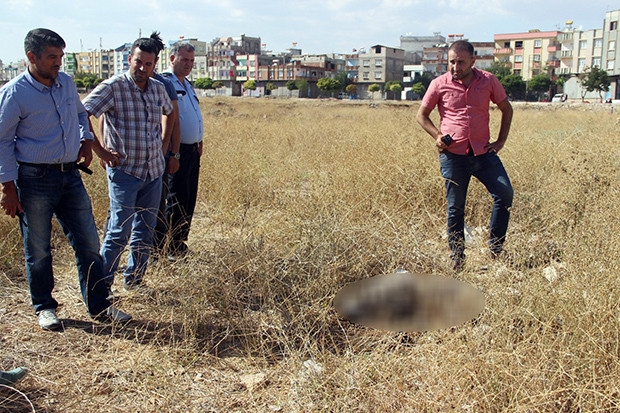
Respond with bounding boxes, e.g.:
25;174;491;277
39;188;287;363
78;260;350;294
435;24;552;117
18;161;93;174
19;161;76;172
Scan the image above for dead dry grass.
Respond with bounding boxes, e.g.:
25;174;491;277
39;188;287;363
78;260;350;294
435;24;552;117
1;98;619;412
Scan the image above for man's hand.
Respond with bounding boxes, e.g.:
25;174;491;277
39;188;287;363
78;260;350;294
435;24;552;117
485;140;505;153
1;181;22;218
167;157;180;174
78;140;94;168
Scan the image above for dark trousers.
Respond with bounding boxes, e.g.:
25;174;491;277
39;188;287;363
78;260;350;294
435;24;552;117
167;143;201;249
439;151;513;260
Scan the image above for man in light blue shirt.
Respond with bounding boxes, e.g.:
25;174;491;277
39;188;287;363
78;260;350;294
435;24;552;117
0;28;131;330
160;42;204;259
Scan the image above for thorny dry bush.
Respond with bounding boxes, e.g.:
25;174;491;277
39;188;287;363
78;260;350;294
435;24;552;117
1;98;619;412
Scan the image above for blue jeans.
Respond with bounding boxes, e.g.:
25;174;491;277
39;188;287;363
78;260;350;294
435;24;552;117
439;151;513;260
101;168;162;286
16;164;110;315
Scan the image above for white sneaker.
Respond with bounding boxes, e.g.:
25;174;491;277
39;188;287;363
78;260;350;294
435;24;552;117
37;309;61;331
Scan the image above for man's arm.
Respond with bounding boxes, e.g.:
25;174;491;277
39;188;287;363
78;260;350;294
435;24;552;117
0;89;22;217
416;105;450;151
163;101;180;174
90;114;122;168
485;98;513;153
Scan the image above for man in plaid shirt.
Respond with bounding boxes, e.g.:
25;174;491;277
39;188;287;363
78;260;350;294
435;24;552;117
83;36;173;291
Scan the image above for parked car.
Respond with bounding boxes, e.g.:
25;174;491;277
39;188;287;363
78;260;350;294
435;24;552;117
551;93;566;103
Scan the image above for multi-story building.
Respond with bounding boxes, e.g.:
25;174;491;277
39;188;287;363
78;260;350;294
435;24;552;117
63;53;78;77
71;49;115;79
556;25;604;76
603;9;620;98
494;30;560;80
113;43;132;75
207;34;262;94
356;45;405;97
400;33;446;64
495;10;619;100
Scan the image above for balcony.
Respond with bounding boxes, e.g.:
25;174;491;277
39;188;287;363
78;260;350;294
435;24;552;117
547;44;560;52
547;59;560;67
560;50;573;59
495;47;513;55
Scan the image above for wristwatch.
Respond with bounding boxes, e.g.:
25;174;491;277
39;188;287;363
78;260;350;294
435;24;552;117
170;152;181;160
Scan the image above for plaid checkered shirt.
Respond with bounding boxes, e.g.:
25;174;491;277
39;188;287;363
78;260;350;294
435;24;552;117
82;72;173;180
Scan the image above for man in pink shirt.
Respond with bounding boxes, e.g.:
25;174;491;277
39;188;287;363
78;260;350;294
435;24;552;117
416;40;514;271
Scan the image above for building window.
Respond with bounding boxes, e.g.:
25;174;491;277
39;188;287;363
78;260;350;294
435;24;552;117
374;71;382;80
610;21;618;31
578;58;586;71
609;40;616;51
594;38;603;48
374;59;382;67
503;41;510;48
362;59;370;67
534;40;542;47
533;54;541;62
607;60;615;70
592;57;602;67
362;71;370;80
579;40;587;50
515;55;523;62
515;41;523;48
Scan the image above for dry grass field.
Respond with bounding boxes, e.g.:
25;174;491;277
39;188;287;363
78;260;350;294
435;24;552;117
1;97;619;412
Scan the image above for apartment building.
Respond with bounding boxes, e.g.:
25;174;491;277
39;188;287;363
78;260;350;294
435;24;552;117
555;26;604;76
400;34;446;64
207;34;262;93
494;30;560;80
494;10;619;99
355;45;405;97
603;9;620;98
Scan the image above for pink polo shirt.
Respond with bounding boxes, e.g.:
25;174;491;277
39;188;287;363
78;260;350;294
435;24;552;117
421;67;507;156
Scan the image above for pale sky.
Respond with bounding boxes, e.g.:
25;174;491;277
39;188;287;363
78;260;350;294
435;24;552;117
0;0;616;64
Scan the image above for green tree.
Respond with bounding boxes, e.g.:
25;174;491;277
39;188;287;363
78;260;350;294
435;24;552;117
243;79;257;91
285;80;298;97
295;79;309;97
384;81;402;100
500;74;526;100
194;77;214;89
487;61;512;81
413;72;435;91
528;74;551;101
345;83;357;97
264;82;276;96
73;72;102;91
368;83;381;99
317;77;342;97
411;82;426;99
335;71;352;89
212;81;224;95
579;66;610;102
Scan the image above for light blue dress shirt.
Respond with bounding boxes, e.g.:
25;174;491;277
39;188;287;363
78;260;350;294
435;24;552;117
0;69;93;183
164;72;203;145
